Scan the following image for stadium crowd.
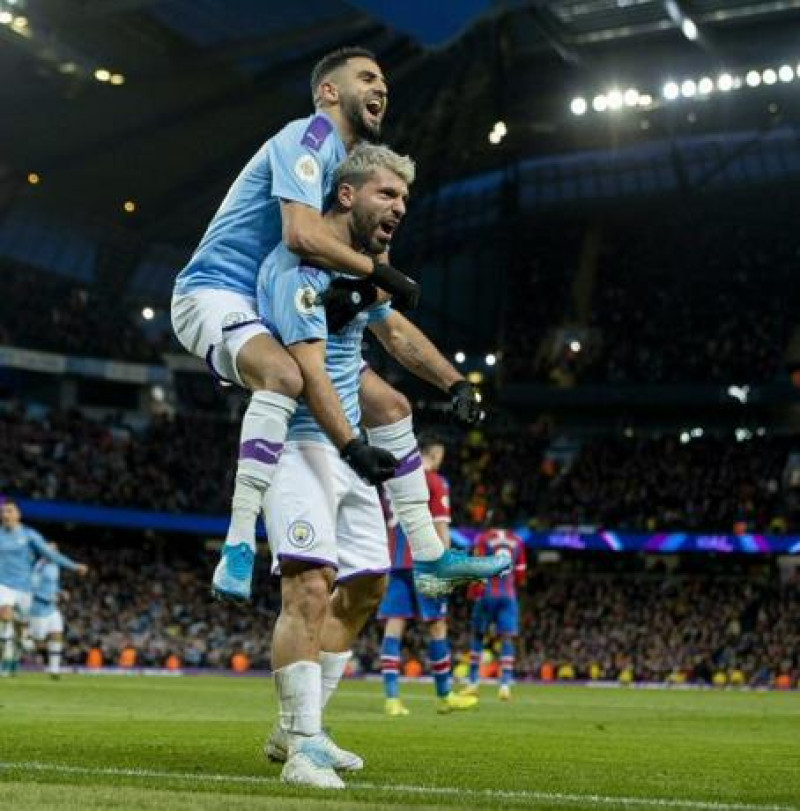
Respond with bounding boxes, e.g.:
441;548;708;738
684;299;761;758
47;542;798;688
2;405;796;533
502;194;799;385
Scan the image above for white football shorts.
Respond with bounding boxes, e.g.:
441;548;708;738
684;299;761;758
30;609;64;639
171;289;271;388
265;441;390;582
0;585;32;617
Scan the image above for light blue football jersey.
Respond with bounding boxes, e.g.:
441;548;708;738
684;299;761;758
30;560;60;618
257;242;391;445
174;113;347;298
0;525;79;593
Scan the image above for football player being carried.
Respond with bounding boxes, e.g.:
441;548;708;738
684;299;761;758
378;433;477;716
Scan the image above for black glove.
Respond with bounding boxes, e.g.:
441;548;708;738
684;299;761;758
340;438;399;485
449;380;485;426
319;277;379;333
371;259;421;312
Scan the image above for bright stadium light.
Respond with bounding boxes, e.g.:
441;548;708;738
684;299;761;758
454;351;466;364
638;93;653;107
142;307;155;321
681;18;698;41
762;68;778;85
680;432;691;444
94;68;111;82
623;88;639;107
592;94;608;112
494;121;507;137
570;97;587;116
485;353;497;367
569;340;582;353
746;70;761;87
779;65;794;82
0;11;12;24
663;82;680;100
488;130;502;145
698;77;713;95
606;89;623;110
691;427;704;438
681;80;697;98
110;73;125;86
717;73;734;92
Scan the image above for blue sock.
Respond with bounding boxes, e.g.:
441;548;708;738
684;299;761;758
469;634;483;684
381;636;401;699
500;639;515;687
429;638;451;698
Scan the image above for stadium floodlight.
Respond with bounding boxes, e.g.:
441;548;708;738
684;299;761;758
606;89;623;110
94;68;111;82
681;18;698;41
691;427;704;438
717;73;734;92
762;69;778;85
569;340;582;353
745;70;761;87
570;97;587;116
488;130;502;145
592;94;608;112
698;77;713;95
454;351;466;364
142;307;155;321
124;200;137;213
27;172;40;185
638;93;653;107
680;80;697;98
680;432;690;444
10;14;26;29
485;353;497;367
663;82;680;100
493;121;507;137
623;88;639;107
110;73;125;86
779;65;794;83
151;385;165;403
0;11;12;24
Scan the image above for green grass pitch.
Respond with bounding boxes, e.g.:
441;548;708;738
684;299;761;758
0;675;798;810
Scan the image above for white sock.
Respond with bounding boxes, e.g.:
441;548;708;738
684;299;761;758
226;391;296;551
320;650;351;709
274;661;322;739
1;621;13;663
47;639;62;675
366;417;444;562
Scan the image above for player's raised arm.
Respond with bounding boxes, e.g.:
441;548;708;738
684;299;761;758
29;532;88;576
367;311;484;425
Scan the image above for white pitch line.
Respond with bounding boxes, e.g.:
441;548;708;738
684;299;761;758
1;761;796;811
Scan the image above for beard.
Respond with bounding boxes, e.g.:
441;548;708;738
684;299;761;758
341;93;382;143
350;207;386;255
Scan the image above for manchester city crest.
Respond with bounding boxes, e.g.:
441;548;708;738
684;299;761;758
287;519;315;549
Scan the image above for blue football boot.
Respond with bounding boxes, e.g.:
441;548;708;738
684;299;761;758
210;543;254;603
413;548;512;598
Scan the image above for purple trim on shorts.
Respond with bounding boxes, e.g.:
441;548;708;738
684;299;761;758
394;449;422;478
221;318;262;333
277;553;338;570
204;345;237;387
336;567;390;584
239;438;284;466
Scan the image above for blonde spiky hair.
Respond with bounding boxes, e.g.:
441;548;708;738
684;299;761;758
334;143;415;189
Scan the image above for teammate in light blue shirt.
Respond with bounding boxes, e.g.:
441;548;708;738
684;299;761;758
169;47;427;605
30;553;73;678
0;498;87;676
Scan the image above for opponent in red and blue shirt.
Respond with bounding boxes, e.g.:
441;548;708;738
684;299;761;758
377;434;477;716
464;525;526;700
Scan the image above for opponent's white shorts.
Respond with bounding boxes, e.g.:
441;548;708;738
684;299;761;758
0;585;32;617
171;289;271;388
29;609;64;639
266;441;390;582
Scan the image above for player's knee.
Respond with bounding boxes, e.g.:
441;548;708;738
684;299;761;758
360;384;411;427
282;566;332;626
236;338;303;398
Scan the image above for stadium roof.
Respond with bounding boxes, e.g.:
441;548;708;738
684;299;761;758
2;0;799;242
